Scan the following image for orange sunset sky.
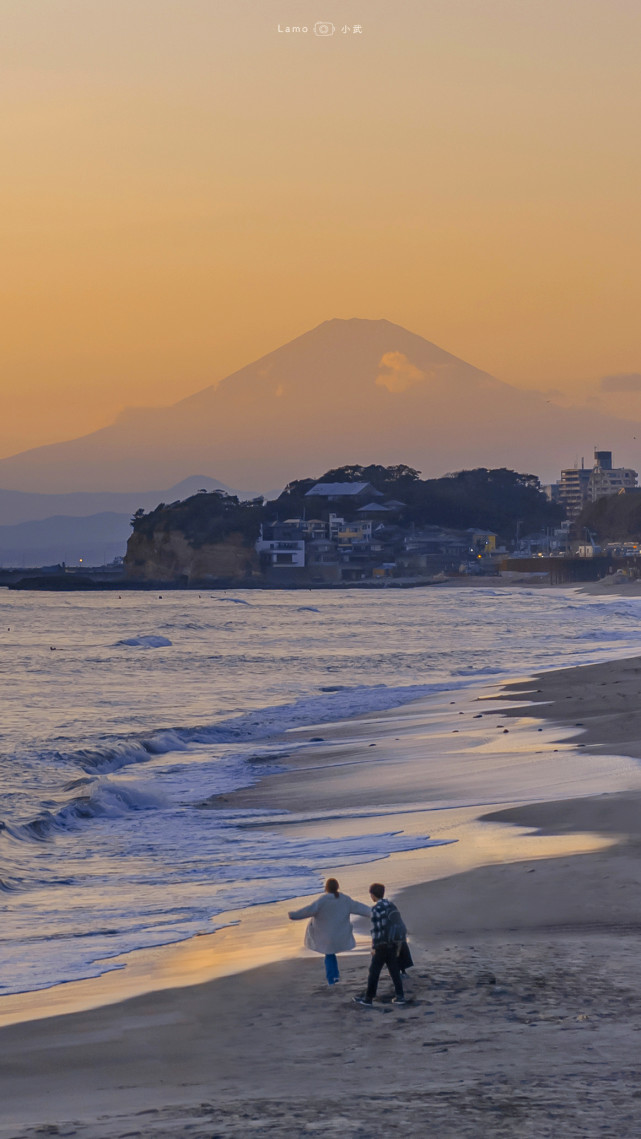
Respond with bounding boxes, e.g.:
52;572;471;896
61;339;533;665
2;0;640;459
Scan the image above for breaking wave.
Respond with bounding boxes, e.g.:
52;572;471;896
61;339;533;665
115;634;173;649
52;681;475;775
1;780;165;850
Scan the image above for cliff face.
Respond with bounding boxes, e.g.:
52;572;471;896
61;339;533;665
125;528;260;583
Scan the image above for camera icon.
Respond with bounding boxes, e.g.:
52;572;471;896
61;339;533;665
314;21;335;36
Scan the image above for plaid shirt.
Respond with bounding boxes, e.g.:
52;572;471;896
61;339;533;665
370;898;395;948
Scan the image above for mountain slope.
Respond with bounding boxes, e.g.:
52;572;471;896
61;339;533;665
1;319;639;491
0;476;261;527
0;512;130;567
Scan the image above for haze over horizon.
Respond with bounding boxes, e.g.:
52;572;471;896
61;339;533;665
2;0;641;466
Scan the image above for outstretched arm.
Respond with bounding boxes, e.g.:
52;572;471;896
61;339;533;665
349;900;372;918
288;898;321;920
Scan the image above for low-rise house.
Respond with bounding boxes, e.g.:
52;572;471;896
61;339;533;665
356;502;393;517
336;520;374;546
256;536;306;568
267;517;328;540
306;538;341;582
300;518;327;539
261;520;304;541
515;526;570;556
466;529;497;554
305;482;383;505
372;563;397;579
516;532;551;556
306;538;339;565
403;527;470;558
339;539;385;566
328;513;346;540
398;526;475;576
256;522;306;567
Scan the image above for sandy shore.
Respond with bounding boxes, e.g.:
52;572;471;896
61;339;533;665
4;657;641;1136
580;576;641;596
499;652;641;763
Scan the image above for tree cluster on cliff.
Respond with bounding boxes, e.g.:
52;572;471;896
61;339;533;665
129;464;562;547
269;465;563;539
130;491;264;548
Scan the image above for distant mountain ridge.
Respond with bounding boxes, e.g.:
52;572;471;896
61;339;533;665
0;476;264;567
0;476;261;528
1;318;640;492
0;512;130;568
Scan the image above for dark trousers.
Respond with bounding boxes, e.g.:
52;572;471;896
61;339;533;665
324;953;340;984
365;944;404;1001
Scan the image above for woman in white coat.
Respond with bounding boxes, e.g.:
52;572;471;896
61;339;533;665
288;878;371;985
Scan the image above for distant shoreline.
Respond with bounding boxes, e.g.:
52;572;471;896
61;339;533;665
3;573;453;592
3;572;562;592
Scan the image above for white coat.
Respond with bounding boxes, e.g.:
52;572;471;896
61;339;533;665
289;893;371;954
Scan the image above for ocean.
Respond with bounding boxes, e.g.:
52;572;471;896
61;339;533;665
2;585;641;997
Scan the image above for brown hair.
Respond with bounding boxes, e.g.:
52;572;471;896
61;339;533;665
369;883;385;899
325;878;340;897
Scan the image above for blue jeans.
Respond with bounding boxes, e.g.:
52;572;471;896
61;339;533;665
324;954;340;984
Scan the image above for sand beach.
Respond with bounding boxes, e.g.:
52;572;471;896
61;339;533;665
3;655;641;1137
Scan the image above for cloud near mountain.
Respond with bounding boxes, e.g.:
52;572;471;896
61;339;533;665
375;352;427;393
1;318;640;493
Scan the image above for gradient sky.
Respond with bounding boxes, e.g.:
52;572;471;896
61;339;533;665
2;0;640;458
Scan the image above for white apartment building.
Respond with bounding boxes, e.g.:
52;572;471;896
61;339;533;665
556;450;638;520
255;538;305;568
588;451;637;501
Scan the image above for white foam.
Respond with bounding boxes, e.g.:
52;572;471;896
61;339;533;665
116;634;172;648
4;584;641;997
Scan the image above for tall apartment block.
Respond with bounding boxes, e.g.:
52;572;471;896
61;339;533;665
589;450;637;500
558;464;592;520
555;450;638;521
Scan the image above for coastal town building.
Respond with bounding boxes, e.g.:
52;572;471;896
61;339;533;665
588;451;637;500
466;529;497;554
299;518;327;539
356;501;392;516
252;475;560;582
403;528;468;558
396;527;498;576
556;464;592;520
515;523;571;556
305;482;383;504
552;451;638;521
328;513;345;540
335;520;374;546
255;534;306;568
306;538;340;566
121;468;570;587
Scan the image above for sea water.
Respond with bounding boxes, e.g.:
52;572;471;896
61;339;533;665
1;585;641;996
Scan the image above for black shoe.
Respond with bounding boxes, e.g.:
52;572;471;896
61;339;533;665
392;997;407;1005
353;996;373;1006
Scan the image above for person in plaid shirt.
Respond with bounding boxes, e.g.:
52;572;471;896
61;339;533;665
353;883;406;1006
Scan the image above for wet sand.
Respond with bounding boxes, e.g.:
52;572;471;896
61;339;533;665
3;658;641;1136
